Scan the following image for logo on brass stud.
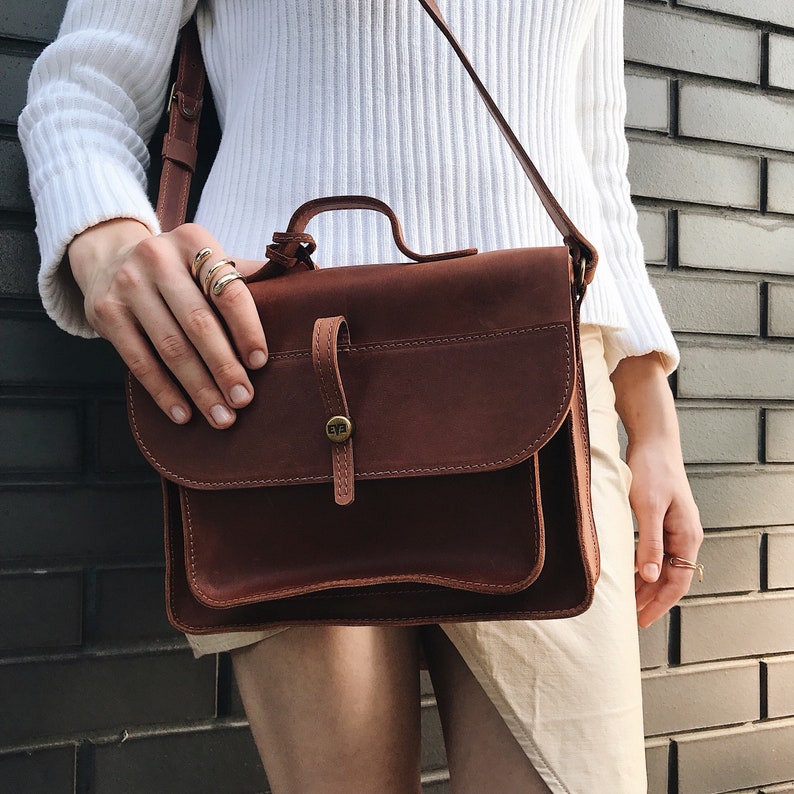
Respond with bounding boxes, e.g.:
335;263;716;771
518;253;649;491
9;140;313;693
325;416;353;443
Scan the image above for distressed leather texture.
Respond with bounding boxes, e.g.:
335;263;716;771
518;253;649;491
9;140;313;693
129;1;601;633
127;233;600;632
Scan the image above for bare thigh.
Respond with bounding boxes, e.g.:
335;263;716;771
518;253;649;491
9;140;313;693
422;625;552;794
231;625;423;794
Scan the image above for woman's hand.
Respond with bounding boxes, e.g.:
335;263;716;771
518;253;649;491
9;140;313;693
611;352;703;627
68;218;268;429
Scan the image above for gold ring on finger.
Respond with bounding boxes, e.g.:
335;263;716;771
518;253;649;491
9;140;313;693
202;258;235;296
212;270;247;297
667;555;704;582
191;247;213;280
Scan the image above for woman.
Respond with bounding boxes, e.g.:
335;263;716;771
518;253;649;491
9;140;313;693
20;1;702;791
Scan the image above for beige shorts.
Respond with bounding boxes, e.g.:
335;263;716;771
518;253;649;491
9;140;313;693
187;324;646;792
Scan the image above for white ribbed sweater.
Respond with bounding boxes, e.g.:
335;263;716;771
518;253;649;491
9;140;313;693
19;0;678;372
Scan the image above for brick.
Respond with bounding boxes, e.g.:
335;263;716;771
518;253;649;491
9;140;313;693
676;407;758;464
1;485;162;562
677;0;794;28
770;34;794;91
766;656;794;718
625;74;669;132
643;660;759;735
0;747;75;794
625;5;759;82
0;402;80;472
639;613;668;669
688;469;794;528
0;52;36;126
97;400;151;473
0;139;33;213
637;209;667;264
767;529;794;589
0;226;39;297
680;83;794;152
628;138;759;208
0;0;67;42
690;530;760;595
762;785;794;794
0;571;82;651
646;740;668;794
678;344;794;399
93;567;178;643
423;778;451;794
0;317;125;387
679;212;794;277
768;283;794;338
0;651;216;744
679;594;794;663
421;700;447;772
676;718;794;794
767;160;794;215
92;726;265;794
767;411;794;464
650;274;759;336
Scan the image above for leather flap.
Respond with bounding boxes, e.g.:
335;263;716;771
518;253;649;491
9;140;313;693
127;246;576;488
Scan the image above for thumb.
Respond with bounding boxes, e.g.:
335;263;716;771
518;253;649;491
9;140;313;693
634;497;667;584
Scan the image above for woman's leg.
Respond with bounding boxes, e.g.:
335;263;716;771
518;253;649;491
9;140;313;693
422;625;552;794
231;625;423;794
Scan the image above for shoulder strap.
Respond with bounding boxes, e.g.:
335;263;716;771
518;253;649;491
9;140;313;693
157;19;204;233
158;6;597;283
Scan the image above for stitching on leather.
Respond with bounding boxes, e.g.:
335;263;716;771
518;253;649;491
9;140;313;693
181;459;542;606
128;324;572;487
314;320;333;413
267;323;567;361
182;498;542;606
328;319;345;412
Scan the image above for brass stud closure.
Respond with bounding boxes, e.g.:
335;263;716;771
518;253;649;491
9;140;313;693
325;416;353;443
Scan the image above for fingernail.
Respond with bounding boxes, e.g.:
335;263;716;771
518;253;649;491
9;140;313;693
249;349;267;368
643;563;660;582
210;404;234;426
229;384;250;406
170;405;189;424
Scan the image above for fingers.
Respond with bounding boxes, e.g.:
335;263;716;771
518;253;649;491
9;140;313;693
79;222;268;429
190;252;268;369
634;495;704;628
633;492;667;585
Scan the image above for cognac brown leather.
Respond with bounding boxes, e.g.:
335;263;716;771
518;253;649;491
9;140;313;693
128;1;601;633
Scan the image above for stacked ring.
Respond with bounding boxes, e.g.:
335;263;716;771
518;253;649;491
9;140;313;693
212;271;247;296
203;258;235;295
191;247;213;280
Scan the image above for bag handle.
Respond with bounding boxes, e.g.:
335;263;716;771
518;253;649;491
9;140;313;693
158;4;598;285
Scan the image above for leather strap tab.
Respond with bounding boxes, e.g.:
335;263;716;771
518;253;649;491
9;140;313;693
161;134;198;173
312;316;355;506
156;18;204;231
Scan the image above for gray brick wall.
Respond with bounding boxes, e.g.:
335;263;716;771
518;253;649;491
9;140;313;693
627;1;794;791
2;1;792;793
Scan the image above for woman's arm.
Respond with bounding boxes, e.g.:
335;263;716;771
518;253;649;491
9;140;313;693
610;353;703;627
21;0;267;428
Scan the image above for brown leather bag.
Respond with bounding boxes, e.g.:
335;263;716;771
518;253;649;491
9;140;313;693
127;0;600;634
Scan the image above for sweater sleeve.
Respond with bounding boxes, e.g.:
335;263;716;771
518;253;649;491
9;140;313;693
18;0;198;338
575;0;679;374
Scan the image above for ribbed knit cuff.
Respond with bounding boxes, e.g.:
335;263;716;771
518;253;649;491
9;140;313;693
600;278;680;375
35;160;161;338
